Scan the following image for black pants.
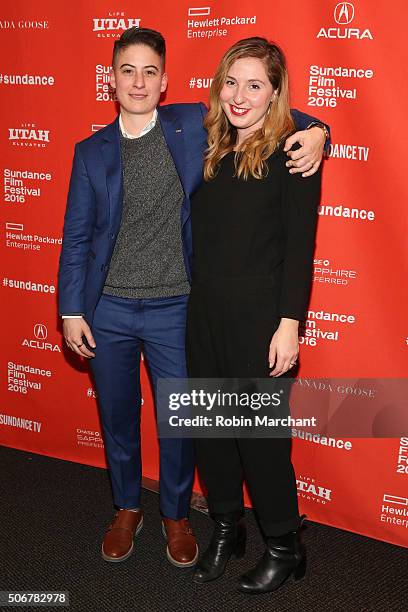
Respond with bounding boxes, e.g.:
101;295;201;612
186;276;300;537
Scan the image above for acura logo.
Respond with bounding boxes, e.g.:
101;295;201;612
334;2;355;25
34;323;48;340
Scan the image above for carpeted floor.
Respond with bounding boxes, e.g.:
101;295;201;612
1;445;406;612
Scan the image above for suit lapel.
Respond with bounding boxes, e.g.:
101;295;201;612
158;106;192;227
100;109;194;231
100;117;123;231
157;106;187;190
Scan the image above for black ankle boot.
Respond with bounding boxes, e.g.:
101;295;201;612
238;527;306;594
193;513;246;583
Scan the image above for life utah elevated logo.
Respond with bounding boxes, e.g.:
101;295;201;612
92;10;141;38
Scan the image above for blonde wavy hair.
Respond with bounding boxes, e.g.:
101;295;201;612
204;37;295;181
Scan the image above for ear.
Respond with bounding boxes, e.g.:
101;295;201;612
109;67;116;90
161;72;168;93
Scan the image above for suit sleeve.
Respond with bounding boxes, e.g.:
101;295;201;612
278;160;322;321
58;144;96;316
290;108;331;150
199;102;208;119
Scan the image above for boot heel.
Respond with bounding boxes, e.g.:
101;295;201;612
293;555;307;581
233;534;246;559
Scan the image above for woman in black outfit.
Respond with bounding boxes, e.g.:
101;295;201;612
186;37;322;594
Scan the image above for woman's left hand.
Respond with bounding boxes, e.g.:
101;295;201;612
268;318;300;377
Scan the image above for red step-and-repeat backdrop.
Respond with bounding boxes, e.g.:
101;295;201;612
1;1;407;547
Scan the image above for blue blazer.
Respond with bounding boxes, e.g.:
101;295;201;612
58;103;324;325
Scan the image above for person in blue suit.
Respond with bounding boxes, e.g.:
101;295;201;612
58;27;328;568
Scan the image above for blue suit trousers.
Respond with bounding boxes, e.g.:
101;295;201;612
89;293;194;519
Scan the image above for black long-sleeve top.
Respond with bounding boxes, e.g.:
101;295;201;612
190;144;322;321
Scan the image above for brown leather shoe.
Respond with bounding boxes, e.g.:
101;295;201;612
102;509;143;562
162;518;199;567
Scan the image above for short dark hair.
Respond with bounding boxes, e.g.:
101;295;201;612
112;27;166;66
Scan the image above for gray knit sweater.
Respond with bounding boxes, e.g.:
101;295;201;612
103;121;190;298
